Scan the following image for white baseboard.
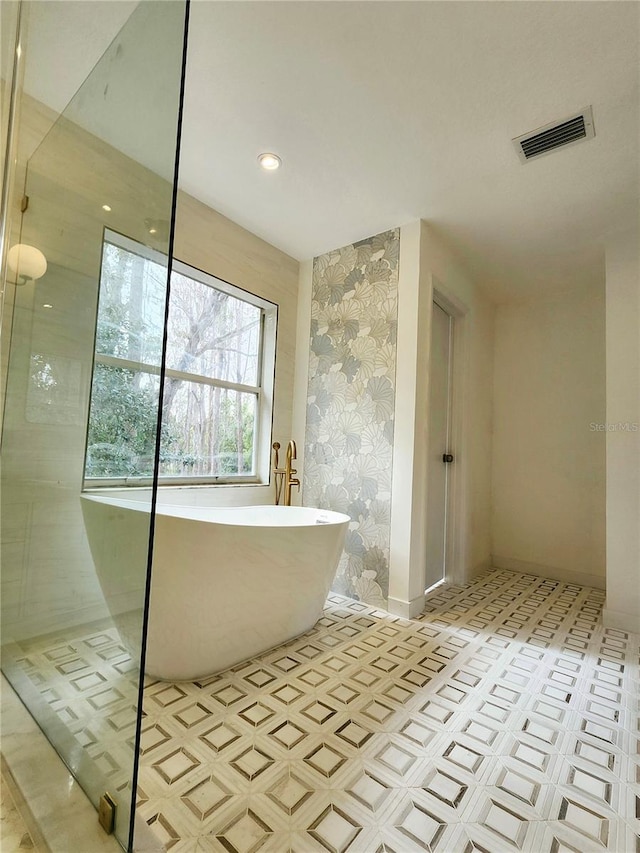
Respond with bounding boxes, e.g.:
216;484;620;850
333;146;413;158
602;606;640;635
387;593;426;619
491;555;606;590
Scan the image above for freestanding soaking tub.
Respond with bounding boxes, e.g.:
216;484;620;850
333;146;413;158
80;494;349;681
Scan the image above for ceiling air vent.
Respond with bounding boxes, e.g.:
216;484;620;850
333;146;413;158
513;106;595;163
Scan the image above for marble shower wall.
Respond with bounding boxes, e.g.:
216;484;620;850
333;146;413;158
303;229;400;607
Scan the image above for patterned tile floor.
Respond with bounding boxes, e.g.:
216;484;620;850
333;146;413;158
11;569;640;852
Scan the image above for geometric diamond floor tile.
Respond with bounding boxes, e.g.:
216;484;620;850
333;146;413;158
573;740;616;772
393;800;445;849
509;739;550;773
531;699;566;724
400;719;436;748
480;798;528;848
269;721;308;749
86;686;125;710
296;643;323;660
300;700;338;726
243;668;277;689
489;684;523;706
140;723;172;755
548;833;594;853
319;656;351;675
304;743;348;778
70;671;107;692
346;771;390;812
370;655;400;674
588;697;621;721
358;700;396;727
216;808;272;853
182;776;233;820
230;746;275;781
10;568;640;852
399;668;431;690
436;684;467;705
308;804;361;853
495;766;540;807
387;644;415;662
558;796;610;846
580;719;617;745
238;702;278;728
566;766;613;805
211;684;249;708
541;684;572;704
373;742;417;777
327;684;361;706
462;720;499;747
384;683;419;711
200;722;243;754
149;684;188;708
271;654;302;673
335;720;373;749
421;768;468;809
442;742;485;776
174;702;212;729
146;812;181;849
266;771;314;815
297;668;331;688
417;701;454;726
93;750;121;778
152;748;201;784
522;718;559;746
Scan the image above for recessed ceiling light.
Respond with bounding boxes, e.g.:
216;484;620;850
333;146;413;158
43;303;53;309
257;152;281;171
149;228;157;235
102;204;112;212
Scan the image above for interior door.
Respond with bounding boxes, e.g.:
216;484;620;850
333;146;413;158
425;301;453;590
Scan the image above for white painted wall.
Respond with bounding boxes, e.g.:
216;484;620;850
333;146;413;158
491;285;606;589
603;228;640;632
388;220;494;616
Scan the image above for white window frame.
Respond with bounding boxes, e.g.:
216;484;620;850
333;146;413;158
84;230;277;487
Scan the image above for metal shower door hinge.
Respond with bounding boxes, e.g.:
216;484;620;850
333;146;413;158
98;792;117;834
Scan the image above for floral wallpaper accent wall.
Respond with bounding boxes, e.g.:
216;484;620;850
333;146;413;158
303;229;400;608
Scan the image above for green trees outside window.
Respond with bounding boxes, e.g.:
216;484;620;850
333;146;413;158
85;233;270;483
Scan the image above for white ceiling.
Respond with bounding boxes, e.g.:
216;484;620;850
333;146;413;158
21;1;640;303
23;1;137;112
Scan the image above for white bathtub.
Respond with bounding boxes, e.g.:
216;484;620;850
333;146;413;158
80;494;349;681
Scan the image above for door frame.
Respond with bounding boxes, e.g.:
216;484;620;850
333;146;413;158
427;276;468;586
424;299;453;591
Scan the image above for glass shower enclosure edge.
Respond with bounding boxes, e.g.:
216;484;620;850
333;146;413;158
0;2;190;849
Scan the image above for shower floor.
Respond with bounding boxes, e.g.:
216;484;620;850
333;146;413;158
13;569;640;852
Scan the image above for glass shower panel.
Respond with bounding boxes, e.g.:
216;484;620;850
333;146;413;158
0;2;188;849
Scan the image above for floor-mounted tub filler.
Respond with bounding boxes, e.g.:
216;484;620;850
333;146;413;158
80;495;349;681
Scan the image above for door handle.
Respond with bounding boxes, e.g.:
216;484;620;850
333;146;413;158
442;453;454;463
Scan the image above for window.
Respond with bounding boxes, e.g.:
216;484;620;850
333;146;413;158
84;231;276;485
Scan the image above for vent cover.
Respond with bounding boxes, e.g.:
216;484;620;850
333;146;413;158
513;107;595;163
